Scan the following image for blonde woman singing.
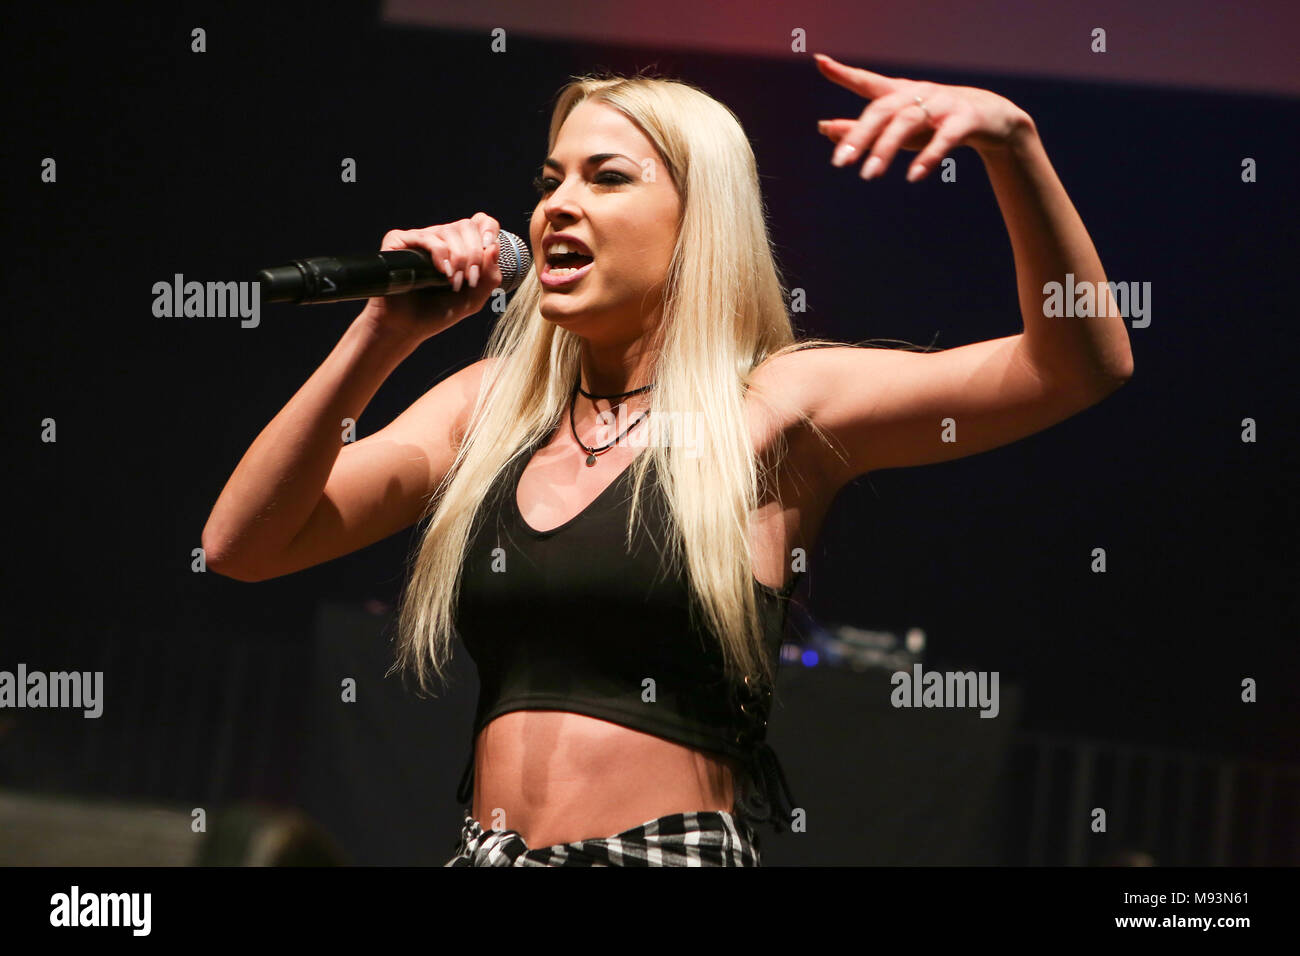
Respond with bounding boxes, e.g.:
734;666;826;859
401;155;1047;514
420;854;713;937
203;55;1132;866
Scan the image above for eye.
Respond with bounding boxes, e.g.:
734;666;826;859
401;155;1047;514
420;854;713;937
532;171;632;195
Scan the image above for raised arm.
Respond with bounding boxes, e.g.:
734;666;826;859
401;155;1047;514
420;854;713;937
202;216;504;581
781;55;1132;485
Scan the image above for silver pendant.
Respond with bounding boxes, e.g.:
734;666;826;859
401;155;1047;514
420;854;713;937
585;453;598;466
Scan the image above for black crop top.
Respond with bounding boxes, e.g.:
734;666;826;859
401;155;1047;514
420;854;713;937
452;429;803;835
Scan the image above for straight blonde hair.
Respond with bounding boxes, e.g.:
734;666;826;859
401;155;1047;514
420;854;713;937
392;70;875;700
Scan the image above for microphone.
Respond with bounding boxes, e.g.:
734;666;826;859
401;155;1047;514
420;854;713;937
255;230;532;304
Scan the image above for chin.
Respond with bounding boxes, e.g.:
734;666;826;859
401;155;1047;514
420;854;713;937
540;286;588;303
538;298;581;324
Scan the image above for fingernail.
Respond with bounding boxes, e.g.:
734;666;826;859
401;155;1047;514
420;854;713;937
482;231;494;248
861;155;883;179
468;264;480;288
444;258;453;277
832;142;856;167
906;163;925;183
453;270;464;292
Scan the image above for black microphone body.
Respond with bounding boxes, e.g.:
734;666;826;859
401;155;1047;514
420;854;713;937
256;230;532;304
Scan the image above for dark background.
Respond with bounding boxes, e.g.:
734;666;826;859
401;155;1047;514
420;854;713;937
2;1;1295;865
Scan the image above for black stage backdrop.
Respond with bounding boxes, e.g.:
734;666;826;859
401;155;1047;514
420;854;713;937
2;1;1296;867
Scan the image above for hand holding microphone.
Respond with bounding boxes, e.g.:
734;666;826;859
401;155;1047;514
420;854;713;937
256;213;532;341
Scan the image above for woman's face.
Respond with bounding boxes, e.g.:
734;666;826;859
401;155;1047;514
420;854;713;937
529;100;682;339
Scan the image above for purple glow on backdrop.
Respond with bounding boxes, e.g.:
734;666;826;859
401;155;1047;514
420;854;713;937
384;0;1298;98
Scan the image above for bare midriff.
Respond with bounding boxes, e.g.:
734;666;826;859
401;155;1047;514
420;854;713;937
470;710;742;848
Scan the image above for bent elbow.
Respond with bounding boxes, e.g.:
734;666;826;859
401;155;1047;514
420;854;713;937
201;530;266;582
213;562;266;583
1110;352;1134;385
204;552;265;583
1090;354;1134;399
1058;360;1131;412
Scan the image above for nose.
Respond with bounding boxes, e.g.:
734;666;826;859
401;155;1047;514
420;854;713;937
542;174;587;220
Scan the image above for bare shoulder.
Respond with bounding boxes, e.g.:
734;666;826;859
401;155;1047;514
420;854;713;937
438;354;500;448
747;343;886;410
745;346;856;493
746;348;820;421
749;343;895;392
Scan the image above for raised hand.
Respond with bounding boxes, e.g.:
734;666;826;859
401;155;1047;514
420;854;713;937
813;53;1035;182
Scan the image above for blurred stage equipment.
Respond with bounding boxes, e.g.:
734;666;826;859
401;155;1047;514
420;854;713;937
0;790;345;866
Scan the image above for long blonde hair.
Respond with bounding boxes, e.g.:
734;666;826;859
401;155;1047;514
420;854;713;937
392;70;856;698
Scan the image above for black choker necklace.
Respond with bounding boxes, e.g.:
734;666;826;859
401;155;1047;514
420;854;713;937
569;379;655;466
577;382;656;401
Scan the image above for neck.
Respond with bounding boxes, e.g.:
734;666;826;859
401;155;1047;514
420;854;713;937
577;334;657;397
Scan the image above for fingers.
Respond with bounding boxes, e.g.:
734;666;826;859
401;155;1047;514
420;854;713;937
812;53;897;100
827;91;913;170
380;227;457;285
450;219;480;290
903;115;972;181
863;108;935;179
437;218;477;292
454;213;501;291
472;212;504;289
816;119;855;141
381;213;504;293
817;97;964;182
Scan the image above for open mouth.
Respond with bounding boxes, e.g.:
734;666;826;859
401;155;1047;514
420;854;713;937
540;251;595;287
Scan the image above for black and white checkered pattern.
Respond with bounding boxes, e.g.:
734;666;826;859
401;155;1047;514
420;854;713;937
444;809;761;866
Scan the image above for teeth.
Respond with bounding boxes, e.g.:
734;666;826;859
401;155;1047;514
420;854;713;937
549;240;588;256
548;265;586;276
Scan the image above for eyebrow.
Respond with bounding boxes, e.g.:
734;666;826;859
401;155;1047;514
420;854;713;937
543;152;638;171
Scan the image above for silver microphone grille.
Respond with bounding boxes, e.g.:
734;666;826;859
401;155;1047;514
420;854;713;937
495;230;533;292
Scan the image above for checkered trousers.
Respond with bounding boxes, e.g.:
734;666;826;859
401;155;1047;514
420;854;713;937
444;808;761;866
